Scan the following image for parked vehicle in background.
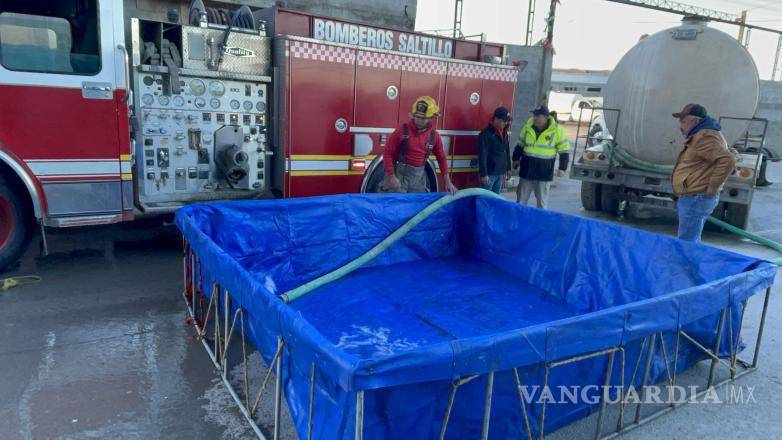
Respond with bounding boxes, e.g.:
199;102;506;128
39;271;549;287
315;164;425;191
0;0;518;271
571;18;762;229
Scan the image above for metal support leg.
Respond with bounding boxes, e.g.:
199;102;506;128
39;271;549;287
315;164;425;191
513;368;533;440
274;337;283;440
481;371;495;440
538;366;550;440
615;347;625;433
618;337;647;432
595;350;616;439
355;391;365;440
440;375;478;440
635;334;656;424
752;287;772;368
223;290;231;378
731;301;748;378
308;363;316;440
707;308;727;388
190;254;196;311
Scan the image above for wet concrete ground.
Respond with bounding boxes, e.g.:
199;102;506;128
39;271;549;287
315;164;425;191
1;143;781;439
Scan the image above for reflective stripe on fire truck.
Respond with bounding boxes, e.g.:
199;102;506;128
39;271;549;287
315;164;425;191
287;154;477;176
25;159;132;180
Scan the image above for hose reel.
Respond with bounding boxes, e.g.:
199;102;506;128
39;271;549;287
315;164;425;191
189;0;257;31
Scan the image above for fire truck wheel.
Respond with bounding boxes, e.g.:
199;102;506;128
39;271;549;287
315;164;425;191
0;176;31;273
364;165;386;193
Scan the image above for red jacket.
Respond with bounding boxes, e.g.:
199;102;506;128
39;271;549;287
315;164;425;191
383;120;449;175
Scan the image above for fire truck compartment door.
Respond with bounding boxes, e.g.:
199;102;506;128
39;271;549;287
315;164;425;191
0;0;126;218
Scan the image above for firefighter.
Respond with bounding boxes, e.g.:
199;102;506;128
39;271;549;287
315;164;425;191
381;96;458;194
512;106;570;208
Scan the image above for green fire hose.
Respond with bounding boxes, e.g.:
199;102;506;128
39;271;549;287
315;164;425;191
280;188;504;303
609;144;782;265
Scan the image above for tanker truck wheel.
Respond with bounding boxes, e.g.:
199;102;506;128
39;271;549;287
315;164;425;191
0;175;32;273
600;185;623;215
756;155;771;187
724;202;750;230
580;182;602;211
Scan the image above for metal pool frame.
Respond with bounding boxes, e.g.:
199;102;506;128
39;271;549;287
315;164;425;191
181;240;772;440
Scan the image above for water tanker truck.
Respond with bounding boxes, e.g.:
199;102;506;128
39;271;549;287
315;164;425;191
571;18;764;229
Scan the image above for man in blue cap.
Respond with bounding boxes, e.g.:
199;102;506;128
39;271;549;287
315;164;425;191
512;105;570;208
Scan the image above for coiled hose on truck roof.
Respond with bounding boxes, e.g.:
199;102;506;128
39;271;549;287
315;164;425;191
610;144;782;265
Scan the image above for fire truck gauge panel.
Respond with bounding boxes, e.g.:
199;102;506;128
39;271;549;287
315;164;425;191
189;79;206;96
132;18;271;211
209;81;226;97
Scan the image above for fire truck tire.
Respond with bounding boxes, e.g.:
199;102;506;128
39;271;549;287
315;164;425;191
580;182;602;211
0;175;32;273
724;202;751;231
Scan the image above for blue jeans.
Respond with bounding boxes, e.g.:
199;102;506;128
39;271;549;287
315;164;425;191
481;175;504;194
677;194;719;242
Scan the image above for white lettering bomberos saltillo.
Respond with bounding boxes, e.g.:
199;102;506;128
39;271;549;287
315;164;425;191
313;18;454;58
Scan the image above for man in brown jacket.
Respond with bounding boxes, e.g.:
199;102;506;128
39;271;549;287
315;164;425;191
671;103;736;242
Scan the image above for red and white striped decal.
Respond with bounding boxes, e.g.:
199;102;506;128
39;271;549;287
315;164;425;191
449;63;518;82
287;40;355;64
357;51;404;70
404;58;448;75
285;39;516;80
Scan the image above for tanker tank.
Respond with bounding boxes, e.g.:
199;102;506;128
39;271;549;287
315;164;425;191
603;19;759;167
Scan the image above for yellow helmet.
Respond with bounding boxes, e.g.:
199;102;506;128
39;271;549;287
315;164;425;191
411;96;439;118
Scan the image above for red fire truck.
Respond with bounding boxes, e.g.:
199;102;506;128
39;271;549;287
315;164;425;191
0;0;518;270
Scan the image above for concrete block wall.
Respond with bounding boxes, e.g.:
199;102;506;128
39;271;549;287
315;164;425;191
505;44;551;134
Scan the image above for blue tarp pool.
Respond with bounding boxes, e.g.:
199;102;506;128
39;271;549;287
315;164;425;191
176;193;776;439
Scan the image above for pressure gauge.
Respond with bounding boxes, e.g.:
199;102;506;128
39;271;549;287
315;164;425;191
195;97;206;108
243;100;253;112
230;99;241;110
189;79;206;96
173;96;185;107
256;101;266;112
141;94;154;105
210;98;221;109
158;95;170;106
209;81;226;97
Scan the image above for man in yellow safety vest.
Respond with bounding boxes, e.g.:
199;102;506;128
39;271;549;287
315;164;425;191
512;106;570;208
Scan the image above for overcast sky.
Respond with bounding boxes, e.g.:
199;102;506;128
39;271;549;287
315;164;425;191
415;0;782;79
